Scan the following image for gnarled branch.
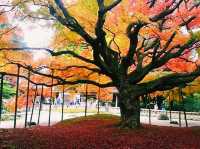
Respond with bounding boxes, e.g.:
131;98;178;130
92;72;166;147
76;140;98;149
150;0;183;22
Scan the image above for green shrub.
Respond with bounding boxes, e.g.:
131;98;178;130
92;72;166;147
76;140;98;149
164;92;200;112
183;93;200;112
165;100;182;111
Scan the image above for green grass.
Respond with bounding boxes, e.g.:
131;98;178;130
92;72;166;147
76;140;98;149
58;114;120;125
55;107;109;114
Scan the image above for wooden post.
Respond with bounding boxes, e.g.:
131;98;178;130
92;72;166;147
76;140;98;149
97;74;100;114
169;91;172;122
14;66;20;128
171;90;176;123
24;70;31;128
97;86;100;114
149;108;151;125
0;74;4;121
178;88;182;127
148;94;151;125
61;85;65;121
180;88;188;127
179;111;181;127
85;84;88;117
30;85;37;124
48;71;54;127
37;85;43;125
183;109;188;127
169;104;172;122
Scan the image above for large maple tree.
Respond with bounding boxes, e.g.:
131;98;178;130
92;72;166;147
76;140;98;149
1;0;200;128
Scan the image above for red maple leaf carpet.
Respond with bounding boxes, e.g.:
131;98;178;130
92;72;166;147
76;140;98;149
0;115;200;149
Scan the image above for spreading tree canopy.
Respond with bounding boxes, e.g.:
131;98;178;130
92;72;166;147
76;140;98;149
1;0;200;128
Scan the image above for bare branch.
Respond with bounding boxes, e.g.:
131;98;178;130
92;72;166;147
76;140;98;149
189;1;200;11
34;65;102;74
128;36;200;84
0;0;30;15
105;27;121;60
0;26;17;39
140;68;200;94
179;16;196;27
150;0;184;22
157;31;177;57
104;0;122;12
147;0;157;8
48;1;95;46
0;47;95;65
0;61;113;88
121;21;147;70
26;14;56;21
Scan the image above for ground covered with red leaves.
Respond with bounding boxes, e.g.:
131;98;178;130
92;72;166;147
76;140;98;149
0;114;200;149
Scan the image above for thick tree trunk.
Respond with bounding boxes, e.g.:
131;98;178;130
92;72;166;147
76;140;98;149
118;87;140;129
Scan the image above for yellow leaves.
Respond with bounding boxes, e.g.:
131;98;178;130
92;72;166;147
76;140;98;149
48;53;98;82
67;0;97;29
52;1;99;48
80;48;93;60
141;71;172;83
73;14;96;34
52;29;82;49
77;0;98;15
151;76;200;102
131;12;150;23
106;33;129;56
71;0;115;16
191;31;200;41
0;50;34;74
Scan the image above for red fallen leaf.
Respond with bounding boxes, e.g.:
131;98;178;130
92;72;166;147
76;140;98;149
0;115;200;149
